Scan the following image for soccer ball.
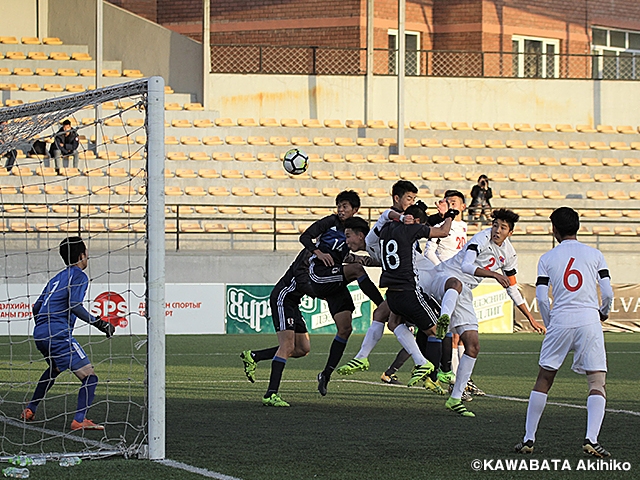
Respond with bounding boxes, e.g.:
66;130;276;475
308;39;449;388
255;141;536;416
282;148;309;175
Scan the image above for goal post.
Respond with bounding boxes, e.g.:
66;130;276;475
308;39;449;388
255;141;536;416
0;76;165;461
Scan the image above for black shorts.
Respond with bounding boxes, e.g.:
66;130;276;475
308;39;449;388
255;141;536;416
308;262;355;316
386;287;440;332
270;272;309;333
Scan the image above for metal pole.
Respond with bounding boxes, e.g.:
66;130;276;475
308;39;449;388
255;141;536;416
397;0;405;156
202;0;210;108
365;0;374;123
94;0;103;152
146;76;166;461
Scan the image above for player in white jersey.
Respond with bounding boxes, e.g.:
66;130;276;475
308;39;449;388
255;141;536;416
515;207;613;458
419;208;546;416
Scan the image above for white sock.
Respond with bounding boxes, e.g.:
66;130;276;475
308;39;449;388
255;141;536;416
451;348;460;375
585;394;606;444
394;324;427;366
356;321;385;359
458;344;465;359
441;289;459;317
524;390;548;442
451;354;476;399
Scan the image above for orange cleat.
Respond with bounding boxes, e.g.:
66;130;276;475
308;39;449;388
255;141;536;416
20;408;35;421
70;418;104;431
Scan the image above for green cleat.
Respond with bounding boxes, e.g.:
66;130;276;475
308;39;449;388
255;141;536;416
424;377;447;395
240;350;257;383
336;357;370;376
437;370;456;385
515;440;535;454
407;361;434;387
435;314;450;340
262;393;290;407
445;397;475;417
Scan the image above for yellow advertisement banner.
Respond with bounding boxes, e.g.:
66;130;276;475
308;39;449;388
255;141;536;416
473;283;514;333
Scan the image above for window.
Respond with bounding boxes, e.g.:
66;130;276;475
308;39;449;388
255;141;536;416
592;27;640;79
388;30;420;76
512;35;559;78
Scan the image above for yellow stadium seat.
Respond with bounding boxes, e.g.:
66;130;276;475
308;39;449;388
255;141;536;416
193;119;215;128
611;141;631;151
472;122;492;131
291;136;313;146
255;187;276;197
617;125;635;134
411;155;431;164
603;158;623;167
476;156;496;165
590;141;610;150
176;169;198;178
368;188;388;197
335;137;356;147
522;190;543;199
346;119;364;128
314;137;334;146
367;154;386;163
409;121;429;130
509;173;529;182
430;121;450;130
493;123;512;131
400;171;421;181
300;187;322;197
452;122;471;131
596;124;615;134
270;136;290;146
278;187;298;197
422;171;443;181
303;119;323;128
518;157;539;166
489;172;508;182
442;138;463;148
281;118;301;127
535;123;554;132
506;139;526;149
102;69;121;77
357;137;377;146
312;170;333;180
497;156;517;165
260;118;279;127
248;136;269;146
184;102;204;111
514;123;534;132
444;172;464;181
432;155;452;164
257;153;278;162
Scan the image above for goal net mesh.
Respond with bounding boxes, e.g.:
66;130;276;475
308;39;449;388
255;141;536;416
0;78;162;460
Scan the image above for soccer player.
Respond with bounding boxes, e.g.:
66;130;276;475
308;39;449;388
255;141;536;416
515;207;613;457
304;191;385;396
257;216;373;407
378;204;455;386
420;208;545;417
21;237;115;430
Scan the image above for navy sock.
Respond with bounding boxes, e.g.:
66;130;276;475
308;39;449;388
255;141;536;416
440;333;453;372
265;356;287;397
357;274;384;306
416;329;428;355
322;335;348;379
425;337;442;381
385;348;411;376
27;367;59;413
74;374;98;423
253;346;279;363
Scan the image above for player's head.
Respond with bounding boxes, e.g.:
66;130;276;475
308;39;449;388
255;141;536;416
404;204;427;224
344;216;370;252
444;190;466;216
391;180;418;212
549;207;579;240
62;119;72;131
490;208;519;246
59;236;88;269
335;190;360;221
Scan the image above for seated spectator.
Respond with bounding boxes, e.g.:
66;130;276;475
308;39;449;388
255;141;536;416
50;119;79;171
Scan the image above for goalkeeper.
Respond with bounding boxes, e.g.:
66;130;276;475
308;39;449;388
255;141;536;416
21;237;115;431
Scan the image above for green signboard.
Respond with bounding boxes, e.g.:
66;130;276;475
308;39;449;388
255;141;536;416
226;284;373;334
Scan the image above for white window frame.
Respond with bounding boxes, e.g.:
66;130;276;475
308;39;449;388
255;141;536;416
388;29;420;75
591;27;640;79
512;35;560;79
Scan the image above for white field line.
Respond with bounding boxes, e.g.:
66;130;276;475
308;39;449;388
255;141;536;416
157;459;242;480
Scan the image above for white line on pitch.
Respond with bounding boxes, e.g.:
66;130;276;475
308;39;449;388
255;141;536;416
157;459;242;480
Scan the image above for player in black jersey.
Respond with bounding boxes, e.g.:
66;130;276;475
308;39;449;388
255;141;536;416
379;203;457;386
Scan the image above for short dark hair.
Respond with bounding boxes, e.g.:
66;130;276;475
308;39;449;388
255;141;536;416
549;207;580;237
391;180;418;199
405;204;427;223
478;175;489;182
344;216;370;236
62;119;72;127
444;189;465;204
491;208;519;231
336;190;361;209
59;236;86;265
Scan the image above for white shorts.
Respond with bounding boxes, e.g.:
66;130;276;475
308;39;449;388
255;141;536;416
419;271;478;334
538;322;607;374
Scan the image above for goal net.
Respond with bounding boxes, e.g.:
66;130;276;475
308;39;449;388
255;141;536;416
0;77;165;461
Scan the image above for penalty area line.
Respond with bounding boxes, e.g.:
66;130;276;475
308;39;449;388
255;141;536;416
157;459;242;480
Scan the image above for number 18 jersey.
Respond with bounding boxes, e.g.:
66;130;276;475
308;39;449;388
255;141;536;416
537;239;609;328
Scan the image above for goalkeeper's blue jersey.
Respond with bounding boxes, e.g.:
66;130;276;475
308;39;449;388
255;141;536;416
33;266;89;341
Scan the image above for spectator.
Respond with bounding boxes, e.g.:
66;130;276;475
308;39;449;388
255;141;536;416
50;119;79;172
0;121;18;172
469;175;493;223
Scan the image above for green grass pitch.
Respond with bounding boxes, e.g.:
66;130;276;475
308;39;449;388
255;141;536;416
1;333;639;479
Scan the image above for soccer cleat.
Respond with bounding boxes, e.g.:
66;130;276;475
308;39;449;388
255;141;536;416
435;314;450;340
381;372;401;385
70;419;104;431
461;390;473;402
262;393;290;407
407;361;435;387
424;377;447;395
336;357;369;376
20;408;35;422
583;439;611;458
437;370;456;385
514;439;535;454
466;378;485;396
445;397;475;417
240;350;257;383
317;372;329;396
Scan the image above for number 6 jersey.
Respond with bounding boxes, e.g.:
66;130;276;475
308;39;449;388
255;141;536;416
536;239;613;328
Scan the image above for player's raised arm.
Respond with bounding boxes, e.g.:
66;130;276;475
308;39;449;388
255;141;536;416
427;209;457;238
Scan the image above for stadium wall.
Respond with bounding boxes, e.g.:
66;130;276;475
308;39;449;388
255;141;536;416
207;73;640;127
46;0;202;100
0;0;41;38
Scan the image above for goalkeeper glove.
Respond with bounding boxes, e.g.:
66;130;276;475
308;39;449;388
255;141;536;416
443;208;459;220
93;318;116;338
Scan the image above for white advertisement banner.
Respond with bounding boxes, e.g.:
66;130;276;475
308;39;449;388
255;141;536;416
0;283;225;336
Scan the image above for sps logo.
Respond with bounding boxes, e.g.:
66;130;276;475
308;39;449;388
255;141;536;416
90;291;128;327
